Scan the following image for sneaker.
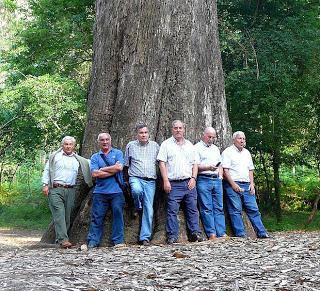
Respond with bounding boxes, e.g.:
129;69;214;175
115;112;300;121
113;243;126;248
208;234;217;240
167;237;177;245
87;243;98;249
258;233;271;239
190;232;205;242
141;240;150;246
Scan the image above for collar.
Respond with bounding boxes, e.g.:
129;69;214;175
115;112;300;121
232;144;244;152
201;140;211;148
172;136;185;145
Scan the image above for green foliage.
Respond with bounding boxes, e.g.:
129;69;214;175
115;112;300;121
3;0;94;85
0;74;86;161
263;210;320;232
218;0;320;210
0;165;51;230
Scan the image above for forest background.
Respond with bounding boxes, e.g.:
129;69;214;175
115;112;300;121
0;0;319;231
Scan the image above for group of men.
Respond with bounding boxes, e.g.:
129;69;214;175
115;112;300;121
42;120;269;249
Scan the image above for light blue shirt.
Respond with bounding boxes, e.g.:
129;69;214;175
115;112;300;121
42;151;79;186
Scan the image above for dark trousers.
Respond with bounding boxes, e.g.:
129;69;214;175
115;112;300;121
87;192;125;246
166;180;200;240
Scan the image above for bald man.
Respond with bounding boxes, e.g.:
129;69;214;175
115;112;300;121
194;127;226;239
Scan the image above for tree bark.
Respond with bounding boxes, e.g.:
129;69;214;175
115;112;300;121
42;0;237;245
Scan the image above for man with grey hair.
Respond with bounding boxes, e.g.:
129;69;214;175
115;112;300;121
195;127;226;239
221;131;269;238
42;136;92;248
124;123;159;246
87;132;125;248
157;120;204;244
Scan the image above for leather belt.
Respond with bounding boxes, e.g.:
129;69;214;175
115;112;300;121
134;176;156;181
53;183;74;188
198;174;219;178
169;178;189;182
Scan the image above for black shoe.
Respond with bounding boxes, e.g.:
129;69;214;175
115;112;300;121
141;240;150;246
258;233;271;239
190;232;205;242
167;237;177;245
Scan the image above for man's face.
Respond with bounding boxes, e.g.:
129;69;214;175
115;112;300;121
62;140;76;155
234;133;246;150
203;130;216;146
98;133;111;151
172;121;185;140
137;127;149;144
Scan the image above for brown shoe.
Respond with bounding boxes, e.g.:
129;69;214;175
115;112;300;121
208;234;217;240
61;241;72;249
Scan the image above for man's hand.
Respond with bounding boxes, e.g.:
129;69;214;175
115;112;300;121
249;183;255;195
231;183;242;193
188;177;196;190
42;185;49;196
163;180;171;193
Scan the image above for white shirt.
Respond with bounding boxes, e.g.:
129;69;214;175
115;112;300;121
221;145;254;182
157;136;198;180
194;140;221;175
42;151;80;185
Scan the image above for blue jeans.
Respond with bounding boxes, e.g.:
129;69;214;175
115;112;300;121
87;192;125;246
167;180;200;240
129;176;156;241
197;176;226;237
223;181;267;237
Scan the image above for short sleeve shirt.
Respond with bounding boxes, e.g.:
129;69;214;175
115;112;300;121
221;145;254;182
90;148;124;194
157;136;198;180
194;140;221;175
125;140;159;179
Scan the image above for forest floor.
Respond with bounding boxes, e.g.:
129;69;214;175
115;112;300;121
0;228;319;291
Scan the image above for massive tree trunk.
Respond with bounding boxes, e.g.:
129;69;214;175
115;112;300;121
42;0;245;245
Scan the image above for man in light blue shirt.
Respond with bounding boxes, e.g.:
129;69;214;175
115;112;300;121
125;123;159;246
87;132;125;248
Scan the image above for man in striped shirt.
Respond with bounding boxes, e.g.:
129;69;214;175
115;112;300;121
125;124;159;246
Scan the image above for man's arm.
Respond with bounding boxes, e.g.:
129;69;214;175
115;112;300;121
92;162;123;178
198;164;218;172
42;161;50;196
223;168;242;193
249;170;255;195
188;164;198;190
159;161;171;193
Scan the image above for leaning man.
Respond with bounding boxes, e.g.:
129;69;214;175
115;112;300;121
124;124;159;246
157;120;204;244
195;127;226;239
221;131;269;238
42;136;92;248
87;132;125;248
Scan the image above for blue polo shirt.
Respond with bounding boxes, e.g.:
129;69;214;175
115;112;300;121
90;148;124;194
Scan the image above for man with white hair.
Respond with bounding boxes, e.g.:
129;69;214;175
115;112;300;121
195;127;226;239
221;131;269;238
42;136;92;248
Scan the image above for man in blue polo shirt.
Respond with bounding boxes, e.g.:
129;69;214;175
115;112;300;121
87;132;125;248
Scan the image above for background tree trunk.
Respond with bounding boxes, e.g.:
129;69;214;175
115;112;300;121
42;0;255;245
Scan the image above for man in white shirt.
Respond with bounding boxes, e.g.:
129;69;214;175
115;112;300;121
195;127;226;239
42;136;92;248
157;120;204;244
221;131;269;238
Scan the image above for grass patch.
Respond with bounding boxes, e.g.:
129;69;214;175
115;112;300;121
263;210;320;232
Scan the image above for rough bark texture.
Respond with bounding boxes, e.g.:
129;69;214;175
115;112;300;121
41;0;258;245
